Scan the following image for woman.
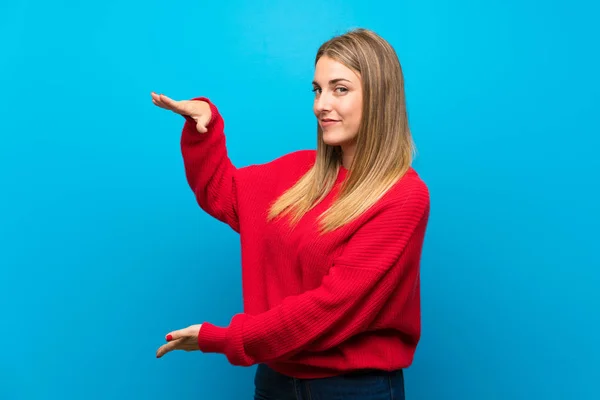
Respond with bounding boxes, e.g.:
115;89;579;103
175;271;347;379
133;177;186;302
153;28;430;400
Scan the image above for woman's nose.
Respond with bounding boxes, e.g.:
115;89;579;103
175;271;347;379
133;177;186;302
315;92;332;113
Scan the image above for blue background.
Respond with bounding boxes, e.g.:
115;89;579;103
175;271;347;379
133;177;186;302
1;0;598;398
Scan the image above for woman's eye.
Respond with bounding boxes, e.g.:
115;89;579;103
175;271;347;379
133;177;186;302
311;87;347;95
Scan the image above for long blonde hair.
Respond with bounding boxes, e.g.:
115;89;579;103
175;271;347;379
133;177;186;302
267;28;415;233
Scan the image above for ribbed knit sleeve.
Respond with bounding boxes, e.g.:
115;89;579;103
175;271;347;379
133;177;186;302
197;180;430;366
180;98;239;232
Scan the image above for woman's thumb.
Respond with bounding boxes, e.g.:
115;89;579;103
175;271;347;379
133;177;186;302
195;114;210;133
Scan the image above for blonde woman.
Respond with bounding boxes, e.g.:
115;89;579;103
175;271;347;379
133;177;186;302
153;28;430;400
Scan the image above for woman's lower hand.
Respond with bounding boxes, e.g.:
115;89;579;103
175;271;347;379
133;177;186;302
156;324;202;358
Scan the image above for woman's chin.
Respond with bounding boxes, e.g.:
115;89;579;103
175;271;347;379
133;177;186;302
322;134;347;147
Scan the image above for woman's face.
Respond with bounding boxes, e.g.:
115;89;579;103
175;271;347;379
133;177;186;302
312;56;363;155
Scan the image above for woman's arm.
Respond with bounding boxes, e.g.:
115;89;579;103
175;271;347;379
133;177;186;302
179;97;240;232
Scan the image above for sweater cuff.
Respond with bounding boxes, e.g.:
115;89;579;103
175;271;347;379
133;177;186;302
197;314;254;366
197;322;228;354
226;313;253;366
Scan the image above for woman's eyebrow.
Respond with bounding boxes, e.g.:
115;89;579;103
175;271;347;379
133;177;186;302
312;78;352;86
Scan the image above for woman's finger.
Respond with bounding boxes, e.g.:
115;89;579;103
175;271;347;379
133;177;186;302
150;92;170;110
151;97;164;109
165;328;185;341
156;338;182;358
151;92;179;111
157;94;184;113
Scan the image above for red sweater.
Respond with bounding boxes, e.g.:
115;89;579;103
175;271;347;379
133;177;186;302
181;97;430;379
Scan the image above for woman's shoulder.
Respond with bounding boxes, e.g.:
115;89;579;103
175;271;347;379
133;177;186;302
399;167;429;192
268;149;316;169
239;149;316;176
235;149;316;186
380;167;430;213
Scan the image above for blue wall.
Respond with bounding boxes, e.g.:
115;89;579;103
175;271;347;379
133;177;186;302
1;0;598;398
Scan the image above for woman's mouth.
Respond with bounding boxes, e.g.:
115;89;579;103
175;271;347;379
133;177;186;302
321;119;340;127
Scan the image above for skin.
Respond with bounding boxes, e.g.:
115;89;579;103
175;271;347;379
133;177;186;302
150;92;211;133
155;324;201;358
150;57;364;358
312;56;363;169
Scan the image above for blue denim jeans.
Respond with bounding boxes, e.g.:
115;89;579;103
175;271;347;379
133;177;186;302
253;363;405;400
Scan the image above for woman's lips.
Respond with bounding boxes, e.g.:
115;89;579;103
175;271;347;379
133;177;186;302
321;119;340;127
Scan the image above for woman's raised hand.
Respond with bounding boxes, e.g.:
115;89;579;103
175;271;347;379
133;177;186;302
151;92;212;133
